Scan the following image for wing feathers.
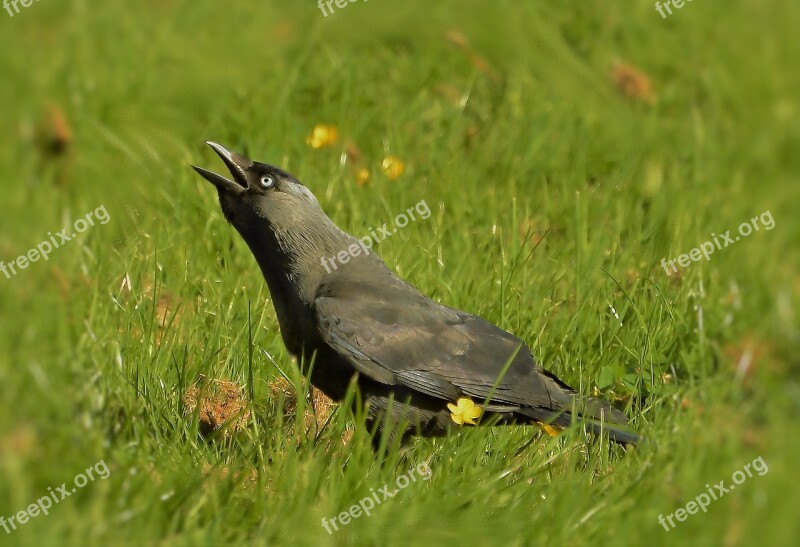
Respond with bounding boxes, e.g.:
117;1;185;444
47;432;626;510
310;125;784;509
314;272;626;428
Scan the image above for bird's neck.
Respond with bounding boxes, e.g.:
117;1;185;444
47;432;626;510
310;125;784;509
236;215;354;351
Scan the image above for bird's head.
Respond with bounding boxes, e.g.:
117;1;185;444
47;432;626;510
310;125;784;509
192;141;323;234
192;142;354;294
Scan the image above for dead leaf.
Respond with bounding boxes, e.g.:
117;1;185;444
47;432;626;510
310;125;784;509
612;62;655;104
183;376;251;438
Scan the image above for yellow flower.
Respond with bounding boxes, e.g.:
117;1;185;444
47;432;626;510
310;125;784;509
538;423;561;437
306;124;339;149
447;397;482;425
381;156;405;180
355;168;370;186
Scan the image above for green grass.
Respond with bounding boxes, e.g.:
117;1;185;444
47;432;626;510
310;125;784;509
1;1;798;545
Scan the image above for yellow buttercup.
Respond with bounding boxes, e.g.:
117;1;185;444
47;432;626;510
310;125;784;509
447;397;482;425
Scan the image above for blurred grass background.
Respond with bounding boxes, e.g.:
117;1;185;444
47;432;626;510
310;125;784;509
0;0;798;545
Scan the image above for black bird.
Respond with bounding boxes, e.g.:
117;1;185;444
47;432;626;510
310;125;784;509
192;142;638;445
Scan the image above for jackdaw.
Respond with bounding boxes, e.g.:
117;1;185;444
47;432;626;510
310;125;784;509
192;142;638;445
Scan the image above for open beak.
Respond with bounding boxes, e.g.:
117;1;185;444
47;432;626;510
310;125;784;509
192;141;253;195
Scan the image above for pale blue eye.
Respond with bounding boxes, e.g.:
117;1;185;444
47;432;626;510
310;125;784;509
260;175;274;189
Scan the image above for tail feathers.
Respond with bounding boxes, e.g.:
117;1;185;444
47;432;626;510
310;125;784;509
579;417;640;445
581;396;629;424
518;397;639;445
